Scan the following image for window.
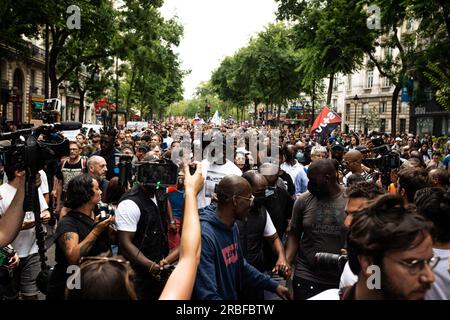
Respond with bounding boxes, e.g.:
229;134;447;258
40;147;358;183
41;72;45;95
382;76;391;87
332;99;338;111
346;104;351;122
400;102;408;114
379;101;387;113
400;119;406;133
30;69;36;93
424;87;433;101
362;103;369;115
347;75;352;91
406;18;414;31
366;70;374;88
380;119;386;132
384;47;393;60
333;76;339;92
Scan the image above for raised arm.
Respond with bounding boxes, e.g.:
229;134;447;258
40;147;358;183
0;172;25;247
160;162;204;300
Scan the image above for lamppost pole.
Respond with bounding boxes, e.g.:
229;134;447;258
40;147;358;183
353;94;359;133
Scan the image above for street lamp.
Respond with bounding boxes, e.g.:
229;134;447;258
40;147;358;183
353;94;359;133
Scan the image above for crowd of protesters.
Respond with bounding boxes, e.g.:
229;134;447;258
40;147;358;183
0;116;449;300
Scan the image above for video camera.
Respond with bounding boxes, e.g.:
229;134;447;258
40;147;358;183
0;122;80;178
135;158;179;187
361;133;401;188
314;252;348;273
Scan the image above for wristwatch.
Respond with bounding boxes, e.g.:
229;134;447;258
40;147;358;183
170;220;176;224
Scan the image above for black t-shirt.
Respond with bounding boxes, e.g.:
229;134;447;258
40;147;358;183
263;186;294;270
290;190;346;286
47;211;110;300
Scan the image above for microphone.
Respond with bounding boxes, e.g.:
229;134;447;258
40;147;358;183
50;121;83;131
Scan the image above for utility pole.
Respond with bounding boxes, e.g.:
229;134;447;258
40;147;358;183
44;24;49;99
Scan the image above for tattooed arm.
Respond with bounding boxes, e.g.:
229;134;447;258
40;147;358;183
59;231;98;265
59;216;113;265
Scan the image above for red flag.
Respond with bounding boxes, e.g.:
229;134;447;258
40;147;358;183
310;106;341;136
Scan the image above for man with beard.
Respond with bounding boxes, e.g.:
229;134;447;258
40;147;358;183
286;159;346;300
312;194;437;300
192;175;291;300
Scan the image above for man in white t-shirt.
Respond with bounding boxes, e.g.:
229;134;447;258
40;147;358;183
0;167;50;299
197;140;242;209
115;155;179;300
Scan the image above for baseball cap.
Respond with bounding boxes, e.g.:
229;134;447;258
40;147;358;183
331;141;345;150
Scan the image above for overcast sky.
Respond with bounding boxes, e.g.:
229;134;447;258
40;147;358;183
160;0;278;99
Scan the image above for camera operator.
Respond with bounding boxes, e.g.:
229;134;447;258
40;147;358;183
342;150;372;187
286;159;346;300
313;194;436;300
47;174;113;300
0;167;51;300
115;155;179;300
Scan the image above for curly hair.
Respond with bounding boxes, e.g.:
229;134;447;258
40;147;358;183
347;194;433;275
345;181;385;200
64;175;95;209
414;187;450;243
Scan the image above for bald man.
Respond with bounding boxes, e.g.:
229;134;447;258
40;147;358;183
342;150;371;186
286;159;346;300
193;175;291;300
86;155;109;199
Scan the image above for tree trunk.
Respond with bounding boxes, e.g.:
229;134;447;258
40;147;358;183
126;65;137;120
78;89;86;123
327;74;334;106
277;103;282;128
254;101;258;126
391;85;402;136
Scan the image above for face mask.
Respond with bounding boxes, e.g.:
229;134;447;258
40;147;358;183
296;152;304;161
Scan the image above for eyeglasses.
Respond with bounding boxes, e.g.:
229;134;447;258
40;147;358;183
69;148;80;151
386;255;440;275
234;194;254;205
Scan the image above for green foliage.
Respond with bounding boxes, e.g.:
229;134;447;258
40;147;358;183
424;62;450;111
276;0;375;104
210;23;305;124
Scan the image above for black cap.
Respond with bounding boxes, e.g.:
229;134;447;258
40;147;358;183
331;141;345;150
